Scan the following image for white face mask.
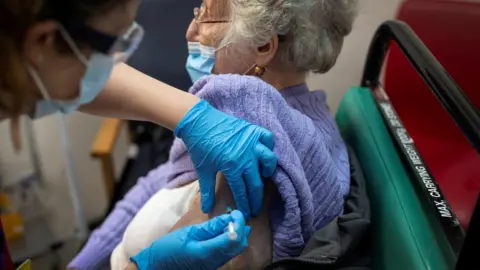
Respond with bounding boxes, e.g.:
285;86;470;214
186;42;216;84
29;25;114;119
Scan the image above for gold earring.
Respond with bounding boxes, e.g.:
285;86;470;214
254;65;266;77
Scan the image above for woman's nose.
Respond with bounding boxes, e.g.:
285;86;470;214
186;19;200;42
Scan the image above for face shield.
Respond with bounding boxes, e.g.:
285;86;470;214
109;22;145;63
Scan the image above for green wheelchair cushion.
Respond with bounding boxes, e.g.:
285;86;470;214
335;87;456;270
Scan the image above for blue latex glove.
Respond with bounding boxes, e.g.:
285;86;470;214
131;210;251;270
175;100;277;218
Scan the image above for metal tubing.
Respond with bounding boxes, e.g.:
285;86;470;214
361;20;480;154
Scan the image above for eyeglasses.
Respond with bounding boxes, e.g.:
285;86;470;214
193;3;287;44
110;22;145;63
62;21;144;64
193;2;231;24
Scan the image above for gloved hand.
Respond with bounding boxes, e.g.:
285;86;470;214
175;99;277;218
131;210;251;270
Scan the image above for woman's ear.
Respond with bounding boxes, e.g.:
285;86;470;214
255;35;279;67
23;21;58;69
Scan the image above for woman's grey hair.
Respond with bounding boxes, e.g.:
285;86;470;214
222;0;358;74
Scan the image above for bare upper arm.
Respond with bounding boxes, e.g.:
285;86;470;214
169;173;273;270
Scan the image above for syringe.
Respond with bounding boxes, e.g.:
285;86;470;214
225;205;238;240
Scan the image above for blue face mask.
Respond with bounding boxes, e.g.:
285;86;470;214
29;53;114;119
186;42;215;84
29;26;114;119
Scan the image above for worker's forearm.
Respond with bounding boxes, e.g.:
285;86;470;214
125;262;138;270
80;63;199;130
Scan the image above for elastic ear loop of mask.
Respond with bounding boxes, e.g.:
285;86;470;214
197;40;257;76
243;64;257;75
214;42;257;75
57;24;90;66
26;64;52;102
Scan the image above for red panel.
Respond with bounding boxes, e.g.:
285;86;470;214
385;0;480;228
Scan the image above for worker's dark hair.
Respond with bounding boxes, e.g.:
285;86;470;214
0;0;128;120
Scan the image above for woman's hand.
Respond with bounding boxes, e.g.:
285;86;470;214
175;100;277;218
130;210;251;270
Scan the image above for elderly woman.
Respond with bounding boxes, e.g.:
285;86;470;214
69;0;357;269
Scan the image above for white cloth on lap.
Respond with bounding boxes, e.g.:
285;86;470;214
110;181;199;270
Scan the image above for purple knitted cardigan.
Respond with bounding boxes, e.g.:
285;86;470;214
69;74;350;269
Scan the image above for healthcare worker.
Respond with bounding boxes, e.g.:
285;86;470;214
0;0;277;269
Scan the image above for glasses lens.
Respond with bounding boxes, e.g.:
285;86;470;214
194;3;207;22
194;7;200;21
111;22;145;63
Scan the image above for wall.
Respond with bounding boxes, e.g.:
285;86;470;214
307;0;402;113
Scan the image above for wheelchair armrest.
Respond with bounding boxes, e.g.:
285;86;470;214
91;118;124;200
